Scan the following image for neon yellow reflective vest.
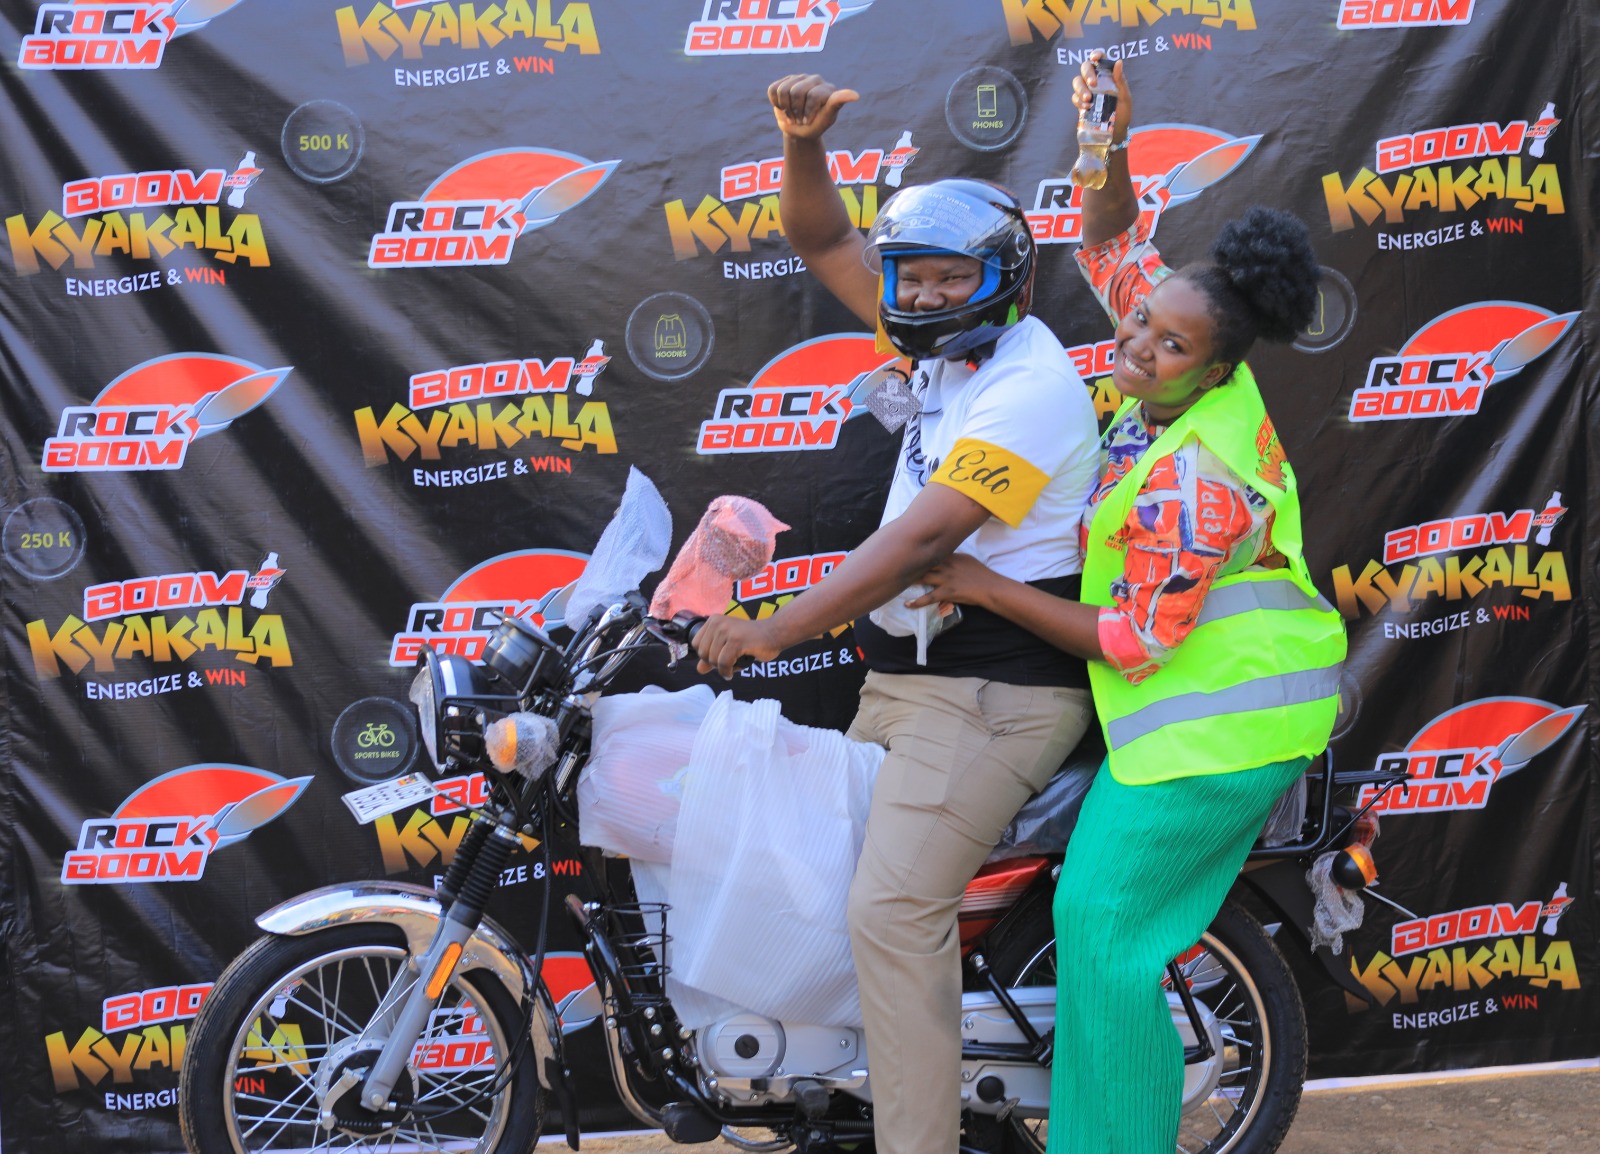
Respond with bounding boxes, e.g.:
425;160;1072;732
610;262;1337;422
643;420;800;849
1081;366;1346;786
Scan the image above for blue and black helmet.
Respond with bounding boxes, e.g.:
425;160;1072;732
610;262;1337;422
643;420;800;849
864;179;1035;361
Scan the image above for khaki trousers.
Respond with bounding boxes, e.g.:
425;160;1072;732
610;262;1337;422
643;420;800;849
845;670;1093;1154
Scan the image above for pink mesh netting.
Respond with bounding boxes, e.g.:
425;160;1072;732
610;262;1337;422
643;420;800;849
649;496;789;619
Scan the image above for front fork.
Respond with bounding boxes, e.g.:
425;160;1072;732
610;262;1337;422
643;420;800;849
358;821;522;1110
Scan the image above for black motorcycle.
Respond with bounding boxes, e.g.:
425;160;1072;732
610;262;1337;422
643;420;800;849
179;495;1403;1154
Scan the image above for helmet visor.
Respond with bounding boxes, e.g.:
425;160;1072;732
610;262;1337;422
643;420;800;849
864;182;1030;273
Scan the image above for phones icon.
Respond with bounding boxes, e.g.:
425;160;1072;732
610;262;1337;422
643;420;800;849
976;84;999;118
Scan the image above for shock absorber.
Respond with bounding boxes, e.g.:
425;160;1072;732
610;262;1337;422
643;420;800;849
436;817;495;912
446;823;518;926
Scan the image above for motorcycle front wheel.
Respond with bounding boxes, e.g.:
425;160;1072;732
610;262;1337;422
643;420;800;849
977;895;1306;1154
179;924;545;1154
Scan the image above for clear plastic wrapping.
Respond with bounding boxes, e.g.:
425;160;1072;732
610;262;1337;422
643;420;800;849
1306;851;1366;954
483;712;561;781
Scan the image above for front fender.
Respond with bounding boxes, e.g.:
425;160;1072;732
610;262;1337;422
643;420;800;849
255;880;565;1086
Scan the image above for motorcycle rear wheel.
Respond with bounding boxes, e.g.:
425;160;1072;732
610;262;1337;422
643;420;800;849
178;923;545;1154
976;894;1306;1154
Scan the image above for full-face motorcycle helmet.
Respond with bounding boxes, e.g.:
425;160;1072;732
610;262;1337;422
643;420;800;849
864;179;1035;362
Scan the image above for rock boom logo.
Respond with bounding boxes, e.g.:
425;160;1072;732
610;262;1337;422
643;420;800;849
1348;301;1576;423
684;0;875;55
1323;112;1564;239
1331;492;1570;623
1337;0;1474;29
698;334;902;454
17;0;250;70
1026;124;1257;247
27;554;291;684
7;156;270;283
1357;696;1584;815
1000;0;1256;46
336;0;599;66
41;353;291;473
664;132;916;267
390;549;587;665
63;764;312;884
369;148;615;268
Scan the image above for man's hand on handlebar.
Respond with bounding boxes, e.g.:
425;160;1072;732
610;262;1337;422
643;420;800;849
693;614;783;679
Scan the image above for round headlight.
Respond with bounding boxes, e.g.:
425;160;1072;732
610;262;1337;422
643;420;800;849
408;661;439;769
409;648;485;771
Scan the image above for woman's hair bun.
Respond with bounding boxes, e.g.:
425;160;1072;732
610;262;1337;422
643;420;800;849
1208;206;1320;344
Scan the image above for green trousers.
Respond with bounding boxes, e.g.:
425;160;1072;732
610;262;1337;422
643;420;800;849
1046;755;1308;1154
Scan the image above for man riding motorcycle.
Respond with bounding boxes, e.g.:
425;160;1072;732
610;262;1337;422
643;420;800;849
691;73;1101;1154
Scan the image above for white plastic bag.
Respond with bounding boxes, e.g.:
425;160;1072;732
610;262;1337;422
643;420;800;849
577;685;715;863
868;584;962;665
667;693;883;1028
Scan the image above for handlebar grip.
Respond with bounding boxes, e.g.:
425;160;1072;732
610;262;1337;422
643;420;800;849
681;614;756;671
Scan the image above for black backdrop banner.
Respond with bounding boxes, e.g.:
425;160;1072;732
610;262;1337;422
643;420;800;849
2;1;1596;1149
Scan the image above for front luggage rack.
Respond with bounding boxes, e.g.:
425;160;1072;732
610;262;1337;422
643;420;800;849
606;900;672;997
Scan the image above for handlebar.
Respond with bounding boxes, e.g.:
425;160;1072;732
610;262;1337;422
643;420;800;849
650;611;755;672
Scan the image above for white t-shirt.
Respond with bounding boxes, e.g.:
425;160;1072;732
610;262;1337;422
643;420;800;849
857;316;1100;683
879;315;1099;582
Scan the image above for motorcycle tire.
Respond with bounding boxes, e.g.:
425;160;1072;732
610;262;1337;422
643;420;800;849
178;923;546;1154
973;890;1307;1154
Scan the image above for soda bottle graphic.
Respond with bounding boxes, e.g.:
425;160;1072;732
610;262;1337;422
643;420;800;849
249;552;283;609
884;130;916;188
226;151;261;208
576;339;608;396
1533;491;1566;546
1543;882;1570;934
1527;102;1559;159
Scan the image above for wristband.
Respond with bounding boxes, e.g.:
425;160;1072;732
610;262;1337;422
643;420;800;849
1108;138;1130;153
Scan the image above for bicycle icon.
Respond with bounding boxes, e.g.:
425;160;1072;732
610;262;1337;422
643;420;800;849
357;722;396;749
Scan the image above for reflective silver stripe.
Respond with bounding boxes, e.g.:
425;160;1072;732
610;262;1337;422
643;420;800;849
1107;664;1343;749
1196;580;1326;628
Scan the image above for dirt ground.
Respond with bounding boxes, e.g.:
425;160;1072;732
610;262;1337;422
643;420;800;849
568;1064;1600;1154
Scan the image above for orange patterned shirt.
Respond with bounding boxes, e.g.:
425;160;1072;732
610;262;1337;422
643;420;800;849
1076;220;1282;685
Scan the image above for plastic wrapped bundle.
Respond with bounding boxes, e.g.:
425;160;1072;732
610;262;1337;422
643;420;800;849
577;685;716;863
564;468;673;628
649;496;789;620
667;692;883;1028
